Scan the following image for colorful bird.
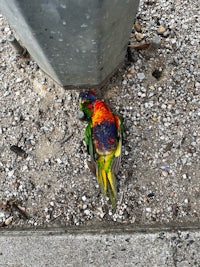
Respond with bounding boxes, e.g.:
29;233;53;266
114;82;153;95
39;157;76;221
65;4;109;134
79;90;123;209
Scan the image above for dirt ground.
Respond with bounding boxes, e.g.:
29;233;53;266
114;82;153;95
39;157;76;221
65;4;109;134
0;0;199;228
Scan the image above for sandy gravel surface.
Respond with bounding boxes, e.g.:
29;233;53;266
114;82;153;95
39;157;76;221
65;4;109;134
0;0;199;228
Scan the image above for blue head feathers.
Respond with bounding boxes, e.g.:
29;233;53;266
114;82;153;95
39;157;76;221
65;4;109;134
80;90;97;102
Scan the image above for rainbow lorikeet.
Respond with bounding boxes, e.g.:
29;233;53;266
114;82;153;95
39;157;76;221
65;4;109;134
79;90;123;208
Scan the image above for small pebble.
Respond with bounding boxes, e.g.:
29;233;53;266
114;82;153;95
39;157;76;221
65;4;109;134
83;204;87;210
5;216;13;225
161;104;167;109
76;110;85;120
16;77;23;83
167;206;172;212
54;98;63;103
141;93;146;98
135;33;144;41
182;24;188;30
46;215;50;220
4;90;11;97
84;209;90;216
157;25;166;35
4;27;10;33
21;165;28;172
152;117;158;122
82;195;87;201
182;174;187;179
162;171;168;177
56;158;62;164
146;208;151;212
128;68;136;75
137;73;145;80
134;21;142;32
127;73;134;79
150;36;161;48
7;170;14;178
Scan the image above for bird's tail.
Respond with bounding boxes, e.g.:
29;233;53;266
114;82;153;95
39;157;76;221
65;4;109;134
96;154;117;209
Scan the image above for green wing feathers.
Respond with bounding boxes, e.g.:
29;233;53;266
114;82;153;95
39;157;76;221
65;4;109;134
84;122;94;163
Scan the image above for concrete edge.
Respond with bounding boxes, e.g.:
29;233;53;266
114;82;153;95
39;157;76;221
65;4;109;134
1;222;200;236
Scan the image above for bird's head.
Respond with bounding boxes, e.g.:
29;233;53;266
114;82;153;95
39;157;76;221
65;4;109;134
79;90;97;103
78;90;97;120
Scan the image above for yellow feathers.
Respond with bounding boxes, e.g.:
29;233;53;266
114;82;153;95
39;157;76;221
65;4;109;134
96;154;117;209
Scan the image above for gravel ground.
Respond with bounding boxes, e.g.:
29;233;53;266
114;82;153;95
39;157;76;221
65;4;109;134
0;0;199;228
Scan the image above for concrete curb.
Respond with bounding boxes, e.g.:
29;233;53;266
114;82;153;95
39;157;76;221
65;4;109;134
1;224;200;266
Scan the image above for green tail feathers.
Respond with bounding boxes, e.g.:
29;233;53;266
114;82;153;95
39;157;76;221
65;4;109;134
96;154;117;209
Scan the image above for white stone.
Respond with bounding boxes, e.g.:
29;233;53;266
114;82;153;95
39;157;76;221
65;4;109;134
182;174;187;179
8;170;14;178
137;73;145;80
84;209;90;215
146;207;151;212
82;195;87;201
16;78;23;83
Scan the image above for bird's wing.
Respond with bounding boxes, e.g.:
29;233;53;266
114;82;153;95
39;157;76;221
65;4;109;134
84;121;95;163
112;115;123;174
